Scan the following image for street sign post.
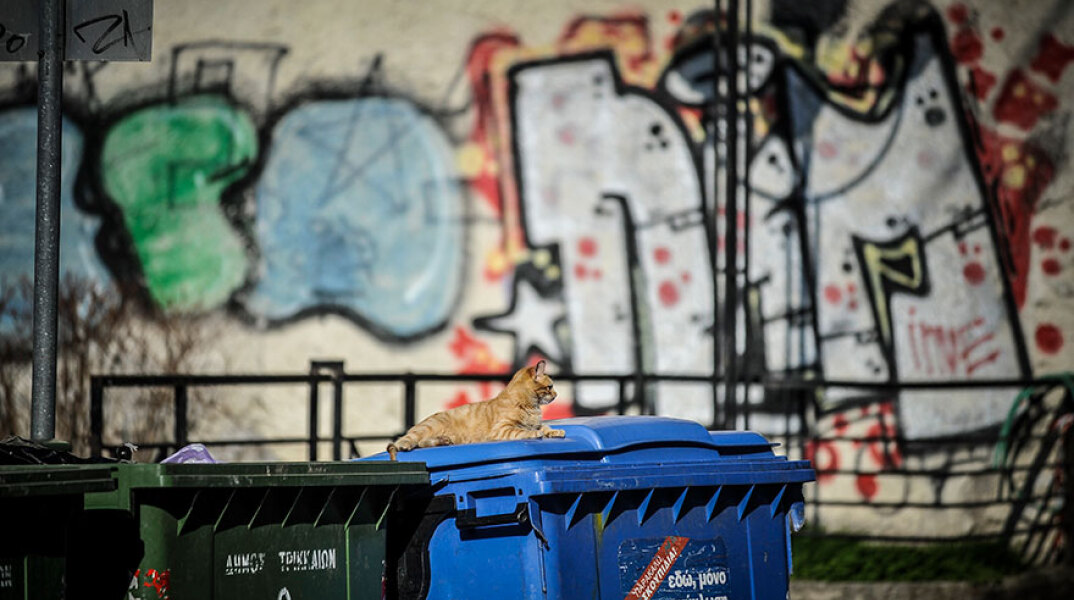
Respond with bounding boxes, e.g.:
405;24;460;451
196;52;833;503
0;0;153;442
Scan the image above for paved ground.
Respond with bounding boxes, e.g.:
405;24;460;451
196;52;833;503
790;566;1074;600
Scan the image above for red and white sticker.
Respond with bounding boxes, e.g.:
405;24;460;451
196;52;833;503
623;536;690;600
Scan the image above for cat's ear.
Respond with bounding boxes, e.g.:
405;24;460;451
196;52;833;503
533;360;547;377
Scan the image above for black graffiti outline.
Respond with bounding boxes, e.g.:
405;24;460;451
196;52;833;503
0;23;29;54
72;10;146;55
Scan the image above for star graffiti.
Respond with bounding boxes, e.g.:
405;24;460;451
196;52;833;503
474;270;569;366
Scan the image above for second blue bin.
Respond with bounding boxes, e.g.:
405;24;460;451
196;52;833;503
368;416;814;600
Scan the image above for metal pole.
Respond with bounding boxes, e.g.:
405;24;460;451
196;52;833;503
741;0;754;433
403;377;416;430
308;371;319;461
331;372;343;461
722;0;741;430
709;0;723;430
90;377;103;457
30;0;64;442
174;384;189;449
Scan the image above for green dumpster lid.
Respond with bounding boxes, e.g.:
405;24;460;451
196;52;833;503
108;461;428;489
0;465;118;498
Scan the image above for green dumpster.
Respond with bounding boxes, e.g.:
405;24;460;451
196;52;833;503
0;465;125;600
2;461;427;600
89;461;428;600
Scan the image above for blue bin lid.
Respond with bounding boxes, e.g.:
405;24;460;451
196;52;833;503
364;416;778;471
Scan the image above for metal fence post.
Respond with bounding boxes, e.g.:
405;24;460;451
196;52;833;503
331;366;344;461
721;0;742;431
403;376;416;431
308;368;319;461
90;377;103;457
174;384;189;451
617;378;627;415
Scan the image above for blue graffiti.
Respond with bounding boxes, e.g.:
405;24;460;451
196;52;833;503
0;108;110;331
243;96;464;338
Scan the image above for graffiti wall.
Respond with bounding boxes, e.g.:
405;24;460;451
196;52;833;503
1;0;1072;545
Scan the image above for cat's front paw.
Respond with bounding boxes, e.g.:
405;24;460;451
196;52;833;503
544;428;566;438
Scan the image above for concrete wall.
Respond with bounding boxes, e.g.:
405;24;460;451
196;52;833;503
1;0;1072;548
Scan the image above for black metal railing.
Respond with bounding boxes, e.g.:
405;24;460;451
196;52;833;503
89;363;1073;561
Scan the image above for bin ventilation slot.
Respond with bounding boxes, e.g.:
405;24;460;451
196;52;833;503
318;486;364;527
179;488;230;536
736;485;781;521
215;489;265;530
601;491;619;527
671;487;690;523
705;486;723;521
736;485;755;521
564;493;584;528
282;487;333;527
770;485;787;519
250;487;299;527
637;489;656;526
314;487;361;527
349;486;397;529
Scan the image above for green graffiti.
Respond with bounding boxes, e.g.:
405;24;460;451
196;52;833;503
101;95;257;311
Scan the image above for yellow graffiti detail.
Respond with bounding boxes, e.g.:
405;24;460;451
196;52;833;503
860;235;925;347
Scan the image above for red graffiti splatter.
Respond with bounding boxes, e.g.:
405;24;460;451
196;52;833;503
557;126;576;146
447;390;471;409
1030;33;1074;83
864;424;902;469
667;10;682;25
681;271;691;284
817;140;838;159
578;236;598;257
823;284;842;305
1033;226;1058;248
974;127;1056;307
952;28;984;64
658;281;680;306
991;27;1005;42
856;474;879;500
907;316;998;377
967;65;997;99
963;262;986;285
848;300;858;311
463;32;522;217
592;269;603;280
946;3;969;25
1035;324;1064;355
1061;238;1071;252
448;327;510;375
142;569;170;599
542;398;575;420
1042;258;1061;275
654;246;671;264
574;264;588;279
557;12;653;69
993;70;1058;130
804;440;840;483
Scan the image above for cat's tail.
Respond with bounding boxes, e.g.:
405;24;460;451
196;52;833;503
386;443;398;461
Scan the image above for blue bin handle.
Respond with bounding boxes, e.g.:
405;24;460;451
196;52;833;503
456;502;550;548
456;502;529;528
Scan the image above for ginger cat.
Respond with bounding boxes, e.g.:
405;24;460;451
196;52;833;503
387;360;565;460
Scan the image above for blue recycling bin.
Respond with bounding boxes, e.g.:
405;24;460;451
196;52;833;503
367;416;815;600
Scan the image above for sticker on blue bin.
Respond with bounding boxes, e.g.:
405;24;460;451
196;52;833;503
618;536;730;600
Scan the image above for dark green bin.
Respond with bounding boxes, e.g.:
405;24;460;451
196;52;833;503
0;465;121;599
3;461;427;600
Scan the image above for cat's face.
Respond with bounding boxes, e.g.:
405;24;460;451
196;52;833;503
530;360;557;405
